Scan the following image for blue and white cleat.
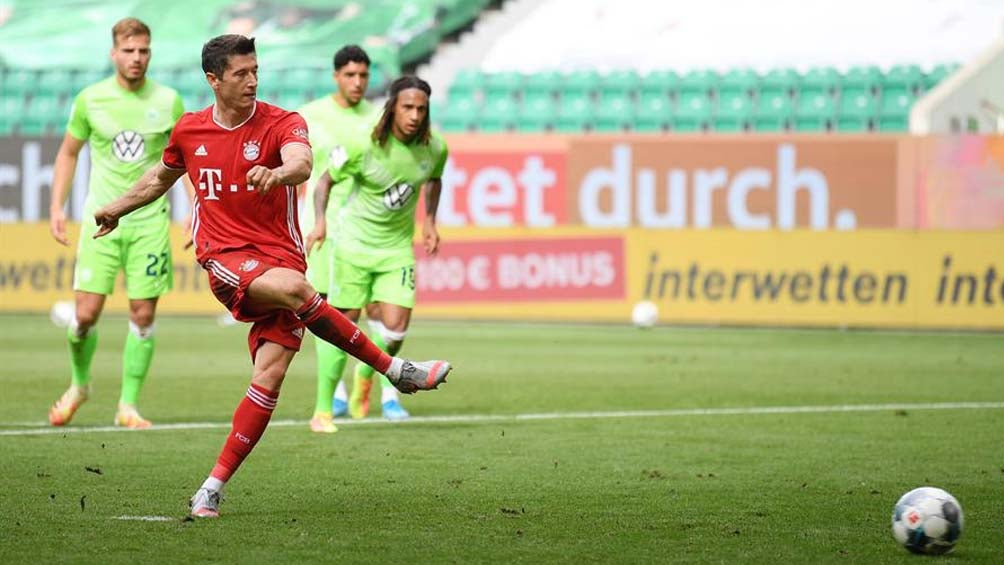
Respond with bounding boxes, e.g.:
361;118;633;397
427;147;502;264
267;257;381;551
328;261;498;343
332;397;349;418
381;399;410;421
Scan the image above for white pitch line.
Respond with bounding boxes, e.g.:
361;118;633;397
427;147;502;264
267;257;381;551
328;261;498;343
2;402;1003;437
113;515;175;522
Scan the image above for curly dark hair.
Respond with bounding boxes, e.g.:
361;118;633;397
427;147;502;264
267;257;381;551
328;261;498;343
372;75;432;147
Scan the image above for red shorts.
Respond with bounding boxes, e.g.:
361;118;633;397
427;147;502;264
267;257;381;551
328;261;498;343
202;252;305;361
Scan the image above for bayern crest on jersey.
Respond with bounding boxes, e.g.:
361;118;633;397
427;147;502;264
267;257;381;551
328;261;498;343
239;259;260;272
243;140;261;161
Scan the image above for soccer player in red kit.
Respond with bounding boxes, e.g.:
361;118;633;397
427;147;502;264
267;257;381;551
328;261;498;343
91;34;452;518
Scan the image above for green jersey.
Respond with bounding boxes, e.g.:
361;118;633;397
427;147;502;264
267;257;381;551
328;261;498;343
298;95;377;234
329;130;448;265
67;76;184;226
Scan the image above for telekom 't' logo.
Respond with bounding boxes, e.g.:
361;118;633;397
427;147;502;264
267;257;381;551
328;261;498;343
198;168;223;200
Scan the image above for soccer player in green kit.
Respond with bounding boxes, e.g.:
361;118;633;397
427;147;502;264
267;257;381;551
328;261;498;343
47;18;185;429
310;76;447;426
300;46;408;433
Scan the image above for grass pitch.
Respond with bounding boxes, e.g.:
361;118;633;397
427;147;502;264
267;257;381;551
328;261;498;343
0;314;1002;563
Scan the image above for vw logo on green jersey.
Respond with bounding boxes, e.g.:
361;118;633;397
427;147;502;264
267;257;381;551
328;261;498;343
383;183;414;210
112;130;145;162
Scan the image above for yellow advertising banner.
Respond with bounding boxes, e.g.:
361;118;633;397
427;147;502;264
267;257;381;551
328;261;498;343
417;227;1004;330
2;224;1002;330
0;223;223;315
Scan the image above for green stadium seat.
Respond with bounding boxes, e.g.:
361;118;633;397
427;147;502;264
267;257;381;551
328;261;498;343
478;96;517;132
594;95;633;132
673;93;711;132
173;67;207;96
878;90;915;131
0;95;24;133
758;68;800;98
599;70;641;99
281;68;323;96
276;91;308;110
523;71;562;99
182;92;206;112
73;69;107;92
883;64;924;94
633;93;672;132
2;68;36;97
555;94;593;132
718;69;759;97
518;94;557;132
842;65;883;94
639;70;679;98
449;69;484;99
561;70;601;98
753;92;793;131
714;92;753;132
794;92;835;131
836;90;877;131
440;95;478;132
678;69;720;97
484;72;522;102
37;69;75;98
20;95;66;136
923;63;960;90
799;67;841;98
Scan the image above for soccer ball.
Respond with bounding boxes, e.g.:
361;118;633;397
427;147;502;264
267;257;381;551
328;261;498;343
892;487;963;555
49;300;75;328
631;300;659;328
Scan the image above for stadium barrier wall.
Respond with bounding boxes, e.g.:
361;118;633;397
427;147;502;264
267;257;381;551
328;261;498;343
3;134;1003;230
2;224;1001;330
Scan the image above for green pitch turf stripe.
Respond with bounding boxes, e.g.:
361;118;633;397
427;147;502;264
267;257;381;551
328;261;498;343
2;401;1003;437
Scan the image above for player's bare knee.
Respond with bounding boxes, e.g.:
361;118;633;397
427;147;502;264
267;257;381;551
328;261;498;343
130;311;155;328
251;367;286;391
74;309;100;329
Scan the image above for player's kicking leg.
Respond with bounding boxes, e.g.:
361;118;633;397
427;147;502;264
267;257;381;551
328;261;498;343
249;268;452;394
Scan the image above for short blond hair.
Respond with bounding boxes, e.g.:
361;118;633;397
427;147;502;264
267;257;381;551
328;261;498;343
112;17;150;45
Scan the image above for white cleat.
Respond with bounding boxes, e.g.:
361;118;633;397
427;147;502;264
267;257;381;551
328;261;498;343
189;488;221;518
389;360;452;394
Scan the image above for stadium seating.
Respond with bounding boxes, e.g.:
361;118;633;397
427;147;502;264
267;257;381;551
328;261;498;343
439;64;958;134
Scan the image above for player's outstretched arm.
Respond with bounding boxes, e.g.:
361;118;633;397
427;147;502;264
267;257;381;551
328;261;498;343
93;163;185;238
304;170;333;256
421;178;443;255
247;143;313;194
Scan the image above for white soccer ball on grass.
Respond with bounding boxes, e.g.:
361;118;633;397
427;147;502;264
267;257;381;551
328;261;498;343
892;486;963;555
631;300;659;328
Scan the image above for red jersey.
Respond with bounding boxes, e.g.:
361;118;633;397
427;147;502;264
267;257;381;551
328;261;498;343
162;101;311;270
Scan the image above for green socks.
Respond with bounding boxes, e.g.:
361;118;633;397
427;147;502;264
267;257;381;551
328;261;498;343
67;325;98;388
120;329;155;405
314;338;348;415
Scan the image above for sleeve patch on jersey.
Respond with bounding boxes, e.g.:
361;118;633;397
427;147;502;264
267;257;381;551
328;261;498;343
328;145;348;169
292;126;309;139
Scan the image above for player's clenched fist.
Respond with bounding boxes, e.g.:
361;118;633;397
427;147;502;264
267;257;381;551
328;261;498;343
247;165;281;194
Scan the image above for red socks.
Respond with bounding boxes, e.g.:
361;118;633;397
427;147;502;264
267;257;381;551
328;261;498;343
210;384;278;482
295;294;392;374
